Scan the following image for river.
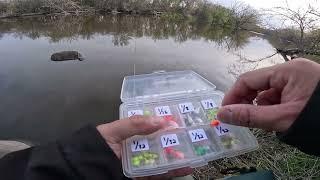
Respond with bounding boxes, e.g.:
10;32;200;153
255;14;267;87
0;15;282;144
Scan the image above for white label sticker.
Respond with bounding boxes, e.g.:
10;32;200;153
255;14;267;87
188;129;208;142
128;110;143;117
155;106;172;116
161;134;180;148
201;99;217;110
214;123;230;136
178;102;195;114
131;139;150;152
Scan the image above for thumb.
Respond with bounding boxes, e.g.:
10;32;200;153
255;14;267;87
98;116;165;142
217;104;293;132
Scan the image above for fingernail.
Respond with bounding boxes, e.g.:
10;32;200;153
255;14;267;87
218;108;233;122
150;116;163;126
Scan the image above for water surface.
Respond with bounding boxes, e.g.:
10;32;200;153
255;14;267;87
0;15;282;143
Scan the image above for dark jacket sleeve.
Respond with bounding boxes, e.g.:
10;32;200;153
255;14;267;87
278;82;320;156
0;125;130;180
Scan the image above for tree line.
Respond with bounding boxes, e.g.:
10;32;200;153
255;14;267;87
0;0;258;31
0;0;206;16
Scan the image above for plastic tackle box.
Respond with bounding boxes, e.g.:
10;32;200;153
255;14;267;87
120;70;259;177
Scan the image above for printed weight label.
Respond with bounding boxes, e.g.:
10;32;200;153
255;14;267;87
214;123;230;136
128;110;143;117
131;139;150;152
201;99;217;110
188;129;208;143
155;106;172;116
178;102;194;114
161;134;180;148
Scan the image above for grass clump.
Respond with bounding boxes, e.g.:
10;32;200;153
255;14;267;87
192;129;320;179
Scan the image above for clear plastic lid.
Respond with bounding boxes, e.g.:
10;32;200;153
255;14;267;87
120;71;259;178
121;71;216;102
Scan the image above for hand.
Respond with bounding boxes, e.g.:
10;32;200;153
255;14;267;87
97;115;193;179
218;58;320;132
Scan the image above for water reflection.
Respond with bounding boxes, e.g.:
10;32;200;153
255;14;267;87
0;15;251;49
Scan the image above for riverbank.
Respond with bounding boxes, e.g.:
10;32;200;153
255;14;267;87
0;6;163;19
0;0;259;32
0;0;180;17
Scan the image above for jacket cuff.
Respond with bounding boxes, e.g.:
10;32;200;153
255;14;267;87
277;81;320;156
58;125;130;180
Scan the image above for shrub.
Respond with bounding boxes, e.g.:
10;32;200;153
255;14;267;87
12;0;45;14
0;2;8;15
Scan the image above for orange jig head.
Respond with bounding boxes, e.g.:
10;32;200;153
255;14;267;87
210;120;220;127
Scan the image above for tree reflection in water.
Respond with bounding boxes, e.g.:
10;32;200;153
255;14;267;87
0;15;251;49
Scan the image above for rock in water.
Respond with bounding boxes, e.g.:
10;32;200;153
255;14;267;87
51;51;84;61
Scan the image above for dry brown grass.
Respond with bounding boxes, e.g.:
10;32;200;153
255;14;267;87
192;129;320;179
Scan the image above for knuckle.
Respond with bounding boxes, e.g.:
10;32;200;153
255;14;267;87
235;74;249;88
271;69;283;83
129;115;147;127
235;106;254;128
237;73;248;83
286;102;304;120
247;107;257;128
234;107;245;123
293;58;313;68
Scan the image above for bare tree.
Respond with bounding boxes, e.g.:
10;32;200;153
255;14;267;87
263;1;320;60
230;1;259;31
43;0;89;14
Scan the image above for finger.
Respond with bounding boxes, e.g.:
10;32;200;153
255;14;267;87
222;66;275;106
256;88;281;105
102;116;166;142
217;103;297;132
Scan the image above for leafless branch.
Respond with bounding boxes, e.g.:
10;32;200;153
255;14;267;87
232;51;278;63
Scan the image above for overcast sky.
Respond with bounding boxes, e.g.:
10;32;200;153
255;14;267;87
213;0;320;10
